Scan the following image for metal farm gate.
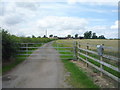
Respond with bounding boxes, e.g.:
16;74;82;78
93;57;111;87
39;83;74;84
17;41;76;60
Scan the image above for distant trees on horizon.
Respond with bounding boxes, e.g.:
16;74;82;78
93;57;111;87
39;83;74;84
84;31;106;39
64;31;106;39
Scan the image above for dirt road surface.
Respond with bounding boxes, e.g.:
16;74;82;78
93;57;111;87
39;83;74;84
2;42;70;88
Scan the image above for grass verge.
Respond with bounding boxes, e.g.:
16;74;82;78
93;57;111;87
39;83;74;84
62;59;99;88
80;54;120;78
2;58;25;73
53;42;99;88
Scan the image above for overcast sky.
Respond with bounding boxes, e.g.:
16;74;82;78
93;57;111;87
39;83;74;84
0;0;119;38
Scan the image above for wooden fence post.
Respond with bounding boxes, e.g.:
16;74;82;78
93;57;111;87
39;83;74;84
57;42;58;50
86;43;89;67
73;41;77;60
73;41;75;59
78;42;80;61
76;41;78;60
79;42;81;49
100;44;104;77
100;56;103;77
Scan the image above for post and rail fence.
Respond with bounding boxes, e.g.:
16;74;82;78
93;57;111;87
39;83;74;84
75;41;120;83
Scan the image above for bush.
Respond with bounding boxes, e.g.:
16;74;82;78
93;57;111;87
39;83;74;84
2;29;20;61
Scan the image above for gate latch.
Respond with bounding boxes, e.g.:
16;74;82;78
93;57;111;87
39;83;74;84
97;44;104;56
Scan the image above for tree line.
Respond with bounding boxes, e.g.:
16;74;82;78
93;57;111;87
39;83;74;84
67;31;105;39
49;31;106;39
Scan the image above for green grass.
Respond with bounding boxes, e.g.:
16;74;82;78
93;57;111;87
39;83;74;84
62;59;99;88
2;57;26;73
79;54;120;78
53;41;99;88
2;43;42;74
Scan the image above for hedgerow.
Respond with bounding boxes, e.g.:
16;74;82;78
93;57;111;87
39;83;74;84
1;28;55;62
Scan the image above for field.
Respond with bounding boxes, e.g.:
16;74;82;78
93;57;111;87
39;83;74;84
56;39;119;47
56;39;119;57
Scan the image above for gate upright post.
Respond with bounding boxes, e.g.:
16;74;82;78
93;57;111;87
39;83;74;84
74;41;78;60
26;43;28;56
100;44;104;77
57;42;58;51
73;41;75;60
86;43;89;67
76;41;78;60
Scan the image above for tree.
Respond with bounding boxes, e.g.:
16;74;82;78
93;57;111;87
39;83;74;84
54;36;57;38
38;36;41;38
43;35;46;38
84;31;92;39
49;34;53;38
67;35;71;38
2;29;20;61
32;35;36;38
92;33;98;39
98;35;106;39
27;36;31;38
75;34;78;39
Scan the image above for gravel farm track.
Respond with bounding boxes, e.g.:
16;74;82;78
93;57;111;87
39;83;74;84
2;42;70;88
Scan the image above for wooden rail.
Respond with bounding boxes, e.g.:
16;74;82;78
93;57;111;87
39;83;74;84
77;42;120;83
78;56;120;82
78;52;119;72
80;43;118;51
78;47;119;61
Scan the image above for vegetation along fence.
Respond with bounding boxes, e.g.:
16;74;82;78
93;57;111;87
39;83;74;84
76;42;120;83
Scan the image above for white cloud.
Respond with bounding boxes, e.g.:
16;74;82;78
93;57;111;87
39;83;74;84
3;14;25;25
0;2;37;27
16;2;40;11
110;20;118;29
36;16;88;36
88;25;118;38
87;26;107;35
1;15;89;37
1;0;119;6
37;16;88;29
67;0;77;4
0;1;118;38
